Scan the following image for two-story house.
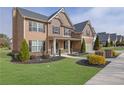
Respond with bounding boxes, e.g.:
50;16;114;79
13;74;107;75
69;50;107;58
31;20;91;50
12;8;95;56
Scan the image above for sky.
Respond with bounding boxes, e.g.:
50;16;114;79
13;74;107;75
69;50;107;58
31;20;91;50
0;7;124;38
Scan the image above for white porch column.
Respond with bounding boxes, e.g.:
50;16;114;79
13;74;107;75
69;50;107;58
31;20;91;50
53;38;56;56
68;40;71;54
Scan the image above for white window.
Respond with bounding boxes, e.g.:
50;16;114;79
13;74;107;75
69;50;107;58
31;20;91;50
30;40;44;52
29;21;44;32
64;28;71;36
53;26;60;34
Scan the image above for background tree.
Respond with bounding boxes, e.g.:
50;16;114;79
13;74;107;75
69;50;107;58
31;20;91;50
81;38;86;53
0;33;10;48
19;39;30;62
110;41;113;46
105;41;110;47
93;35;100;50
116;40;120;47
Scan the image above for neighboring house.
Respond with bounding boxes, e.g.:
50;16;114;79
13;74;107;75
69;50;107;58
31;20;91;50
117;35;123;42
74;20;96;51
12;7;95;56
97;32;110;46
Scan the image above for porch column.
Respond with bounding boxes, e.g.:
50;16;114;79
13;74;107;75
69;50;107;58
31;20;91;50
53;38;56;56
68;40;71;54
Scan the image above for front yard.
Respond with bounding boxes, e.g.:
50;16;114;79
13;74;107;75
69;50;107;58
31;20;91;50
0;48;101;85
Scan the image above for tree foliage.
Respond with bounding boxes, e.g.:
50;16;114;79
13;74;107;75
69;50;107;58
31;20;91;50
81;38;86;53
93;35;100;50
19;39;30;62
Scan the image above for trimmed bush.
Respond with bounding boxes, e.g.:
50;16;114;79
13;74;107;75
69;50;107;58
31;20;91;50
87;54;106;65
110;41;113;46
105;41;110;47
81;38;86;53
19;39;30;63
112;50;119;57
93;35;100;50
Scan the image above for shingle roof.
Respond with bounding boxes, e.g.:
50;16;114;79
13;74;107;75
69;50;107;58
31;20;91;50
97;32;110;43
73;20;89;32
17;8;48;21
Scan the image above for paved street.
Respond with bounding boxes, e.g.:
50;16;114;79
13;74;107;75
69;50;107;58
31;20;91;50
85;53;124;85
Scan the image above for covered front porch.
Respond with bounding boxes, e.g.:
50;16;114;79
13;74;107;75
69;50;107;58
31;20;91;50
48;36;81;56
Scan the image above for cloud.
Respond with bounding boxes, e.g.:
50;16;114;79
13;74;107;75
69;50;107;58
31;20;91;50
70;7;124;35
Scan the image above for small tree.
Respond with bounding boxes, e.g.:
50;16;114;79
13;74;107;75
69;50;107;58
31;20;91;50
19;39;30;62
110;41;113;46
105;41;110;47
93;35;100;50
81;38;86;53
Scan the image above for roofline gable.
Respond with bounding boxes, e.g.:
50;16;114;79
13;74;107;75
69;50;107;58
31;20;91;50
48;8;64;22
48;8;73;26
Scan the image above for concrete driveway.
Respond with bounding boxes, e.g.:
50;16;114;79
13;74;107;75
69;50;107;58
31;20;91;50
85;53;124;85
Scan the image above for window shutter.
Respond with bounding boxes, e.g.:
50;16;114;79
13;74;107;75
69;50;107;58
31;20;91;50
29;40;32;52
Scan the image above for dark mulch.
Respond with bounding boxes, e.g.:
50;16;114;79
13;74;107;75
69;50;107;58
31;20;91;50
76;59;111;68
11;56;65;64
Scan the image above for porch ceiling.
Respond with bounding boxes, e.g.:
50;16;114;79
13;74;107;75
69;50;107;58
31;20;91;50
48;36;81;41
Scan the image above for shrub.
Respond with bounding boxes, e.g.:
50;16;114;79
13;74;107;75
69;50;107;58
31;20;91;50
18;39;30;63
81;38;86;53
87;54;106;65
112;50;119;57
93;35;100;50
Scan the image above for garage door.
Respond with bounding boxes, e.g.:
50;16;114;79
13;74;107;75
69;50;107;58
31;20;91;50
86;43;93;52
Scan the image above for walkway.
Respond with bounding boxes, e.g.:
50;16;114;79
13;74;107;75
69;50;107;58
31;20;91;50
61;54;85;59
85;53;124;85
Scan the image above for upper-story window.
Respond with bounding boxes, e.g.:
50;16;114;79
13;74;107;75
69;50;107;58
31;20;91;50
52;26;60;34
29;21;44;32
64;28;71;36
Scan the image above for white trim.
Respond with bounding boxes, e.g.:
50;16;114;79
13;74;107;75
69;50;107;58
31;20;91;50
48;8;64;22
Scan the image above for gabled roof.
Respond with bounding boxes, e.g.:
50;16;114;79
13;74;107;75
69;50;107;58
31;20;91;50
48;8;73;26
17;8;48;21
73;20;89;32
48;8;64;21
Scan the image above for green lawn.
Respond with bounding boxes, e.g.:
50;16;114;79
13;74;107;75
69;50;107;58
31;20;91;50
102;47;124;50
0;48;101;85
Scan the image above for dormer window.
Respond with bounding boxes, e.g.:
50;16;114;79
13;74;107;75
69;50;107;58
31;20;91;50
64;28;71;36
29;21;44;32
53;26;60;34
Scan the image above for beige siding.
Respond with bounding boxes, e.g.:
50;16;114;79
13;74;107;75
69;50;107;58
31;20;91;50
24;19;47;41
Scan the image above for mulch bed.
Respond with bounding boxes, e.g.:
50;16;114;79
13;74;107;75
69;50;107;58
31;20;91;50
11;56;65;64
76;59;111;68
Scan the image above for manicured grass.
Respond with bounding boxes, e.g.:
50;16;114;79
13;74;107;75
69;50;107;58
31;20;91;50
102;47;124;50
0;48;101;85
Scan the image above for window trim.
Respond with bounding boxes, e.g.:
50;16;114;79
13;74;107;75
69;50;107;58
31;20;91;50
52;26;60;34
29;21;45;32
64;28;71;36
29;40;45;52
